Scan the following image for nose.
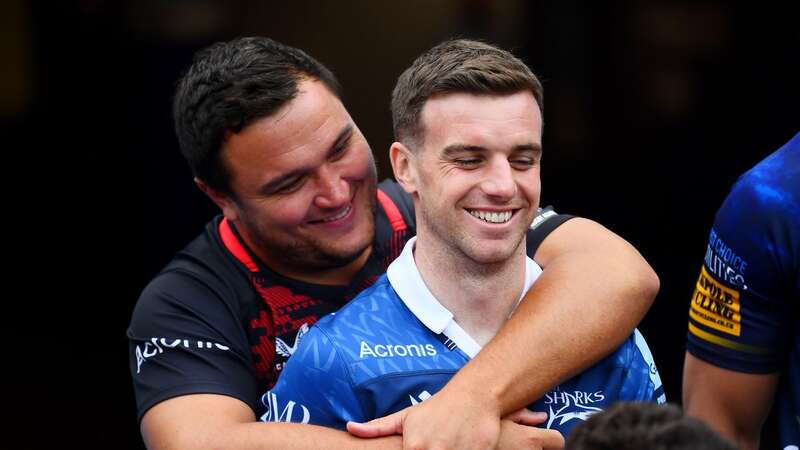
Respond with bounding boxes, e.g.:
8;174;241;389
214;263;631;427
480;157;517;201
313;165;350;209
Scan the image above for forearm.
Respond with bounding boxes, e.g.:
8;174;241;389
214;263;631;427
146;421;403;450
442;218;658;414
153;422;402;450
142;394;402;450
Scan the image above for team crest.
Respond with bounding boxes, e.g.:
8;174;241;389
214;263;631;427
275;323;310;358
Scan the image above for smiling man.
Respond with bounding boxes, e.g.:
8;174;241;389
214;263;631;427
261;39;664;445
129;37;660;450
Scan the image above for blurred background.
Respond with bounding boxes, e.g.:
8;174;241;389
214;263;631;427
5;0;797;448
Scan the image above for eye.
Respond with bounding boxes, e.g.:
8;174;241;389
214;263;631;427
330;144;348;161
330;134;353;162
510;158;536;169
454;158;481;167
274;176;306;195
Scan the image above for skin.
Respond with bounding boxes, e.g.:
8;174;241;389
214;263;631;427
141;394;560;450
391;90;544;346
142;77;658;450
683;352;779;450
199;79;377;286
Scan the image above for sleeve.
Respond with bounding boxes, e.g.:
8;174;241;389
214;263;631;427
685;167;798;374
127;270;257;421
525;206;575;257
260;326;365;430
622;329;666;404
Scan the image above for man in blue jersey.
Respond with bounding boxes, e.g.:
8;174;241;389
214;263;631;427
262;39;664;444
683;132;800;450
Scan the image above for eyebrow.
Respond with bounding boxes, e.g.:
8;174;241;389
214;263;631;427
259;124;354;194
441;142;542;157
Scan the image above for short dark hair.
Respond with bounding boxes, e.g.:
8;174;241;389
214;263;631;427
565;402;737;450
391;39;543;148
173;36;341;193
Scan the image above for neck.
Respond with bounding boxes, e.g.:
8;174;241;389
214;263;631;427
272;249;372;286
413;234;526;346
234;220;372;286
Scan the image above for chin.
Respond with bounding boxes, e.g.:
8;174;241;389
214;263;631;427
318;230;372;264
465;240;524;265
316;244;371;268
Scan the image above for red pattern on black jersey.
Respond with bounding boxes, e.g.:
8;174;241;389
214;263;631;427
225;188;411;390
249;309;277;383
248;280;340;387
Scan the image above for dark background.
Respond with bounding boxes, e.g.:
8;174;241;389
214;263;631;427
5;1;797;448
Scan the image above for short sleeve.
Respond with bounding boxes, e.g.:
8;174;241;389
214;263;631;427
526;206;575;257
128;270;257;421
686;156;799;374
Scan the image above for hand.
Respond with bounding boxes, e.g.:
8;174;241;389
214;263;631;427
347;388;548;449
497;420;564;450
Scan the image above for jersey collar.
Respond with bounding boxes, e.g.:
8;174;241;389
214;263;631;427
386;236;542;358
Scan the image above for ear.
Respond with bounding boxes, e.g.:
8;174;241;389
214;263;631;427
389;142;419;195
194;177;240;222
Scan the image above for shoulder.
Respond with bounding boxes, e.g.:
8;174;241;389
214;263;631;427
132;217;253;326
719;133;799;226
307;276;432;366
710;133;800;286
313;275;401;338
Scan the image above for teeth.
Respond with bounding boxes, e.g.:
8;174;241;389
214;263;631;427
469;210;512;223
321;205;351;222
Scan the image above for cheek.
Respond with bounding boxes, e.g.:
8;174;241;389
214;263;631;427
341;144;375;180
519;172;541;201
250;196;314;230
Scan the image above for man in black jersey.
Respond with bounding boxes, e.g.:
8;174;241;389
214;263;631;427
129;37;659;450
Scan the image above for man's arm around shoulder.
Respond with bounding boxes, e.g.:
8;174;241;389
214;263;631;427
350;217;657;450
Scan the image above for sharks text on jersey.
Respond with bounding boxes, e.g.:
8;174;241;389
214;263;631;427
543;389;606;429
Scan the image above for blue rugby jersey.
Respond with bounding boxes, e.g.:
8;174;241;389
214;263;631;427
687;132;799;448
261;238;665;436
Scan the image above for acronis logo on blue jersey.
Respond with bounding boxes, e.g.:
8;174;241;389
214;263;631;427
358;341;437;358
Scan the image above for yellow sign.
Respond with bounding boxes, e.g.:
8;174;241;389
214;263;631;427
689;266;741;336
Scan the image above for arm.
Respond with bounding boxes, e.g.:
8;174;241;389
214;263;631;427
143;395;562;450
460;218;658;411
143;358;562;450
141;394;403;450
351;218;657;449
132;272;399;450
682;353;778;450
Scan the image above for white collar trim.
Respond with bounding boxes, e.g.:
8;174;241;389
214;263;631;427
386;236;542;358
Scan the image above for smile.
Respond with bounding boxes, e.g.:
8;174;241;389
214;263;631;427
468;209;514;224
318;204;352;223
